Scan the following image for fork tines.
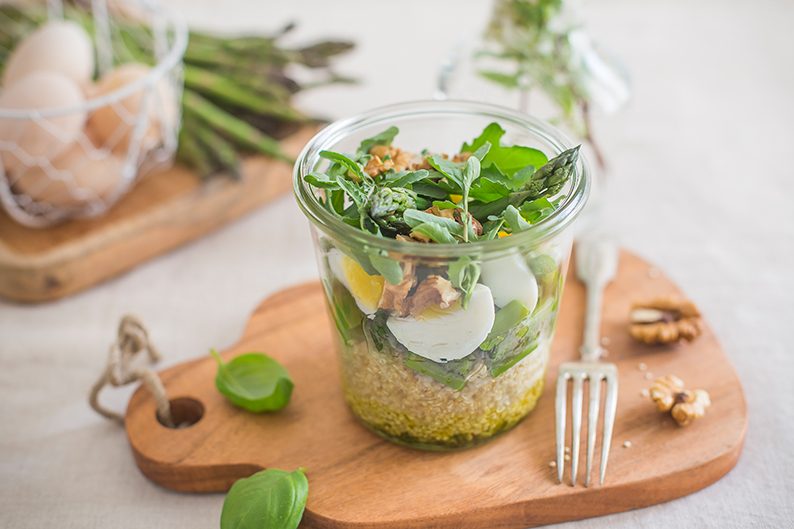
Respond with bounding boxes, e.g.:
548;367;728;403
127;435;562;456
555;361;619;487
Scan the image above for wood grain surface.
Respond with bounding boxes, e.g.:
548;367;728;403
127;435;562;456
0;126;319;303
125;250;747;528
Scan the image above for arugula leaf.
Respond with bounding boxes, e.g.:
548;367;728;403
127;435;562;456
504;205;532;232
429;154;464;189
468;176;510;202
448;257;481;309
321;150;370;183
460;156;481;242
411;222;457;244
404;209;463;236
411;181;449;199
432;200;458;209
335;176;366;209
462;122;503;153
388;169;429;188
357;126;399;155
210;350;293;412
471;141;491;161
369;251;404;286
220;468;308;529
305;171;340;190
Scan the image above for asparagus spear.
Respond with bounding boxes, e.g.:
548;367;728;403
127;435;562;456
182;91;293;163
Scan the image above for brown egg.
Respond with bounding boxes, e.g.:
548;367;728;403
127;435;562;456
87;63;177;154
9;137;124;208
0;71;87;173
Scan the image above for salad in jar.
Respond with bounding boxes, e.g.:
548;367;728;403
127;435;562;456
300;119;583;450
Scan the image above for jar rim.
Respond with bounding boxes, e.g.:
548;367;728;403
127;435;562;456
293;100;590;258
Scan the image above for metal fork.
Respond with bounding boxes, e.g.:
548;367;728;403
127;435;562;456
555;236;619;487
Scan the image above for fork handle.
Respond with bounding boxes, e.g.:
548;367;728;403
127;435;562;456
580;282;606;362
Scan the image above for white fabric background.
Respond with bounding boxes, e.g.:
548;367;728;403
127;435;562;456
1;0;793;527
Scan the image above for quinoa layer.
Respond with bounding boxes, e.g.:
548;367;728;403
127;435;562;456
339;338;550;450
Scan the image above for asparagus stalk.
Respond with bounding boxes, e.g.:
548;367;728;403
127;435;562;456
182;91;293;163
183;65;308;122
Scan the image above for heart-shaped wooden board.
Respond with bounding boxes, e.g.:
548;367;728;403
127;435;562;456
125;250;746;528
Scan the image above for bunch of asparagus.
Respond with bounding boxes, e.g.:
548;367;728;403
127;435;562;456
177;26;353;179
0;3;354;179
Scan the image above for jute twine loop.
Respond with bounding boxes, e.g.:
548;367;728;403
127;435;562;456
89;315;174;428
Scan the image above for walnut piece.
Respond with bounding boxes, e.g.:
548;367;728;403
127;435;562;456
406;275;460;318
378;262;417;317
629;296;702;344
367;145;414;175
649;375;710;426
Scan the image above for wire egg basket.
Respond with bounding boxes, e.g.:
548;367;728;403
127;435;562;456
0;0;187;227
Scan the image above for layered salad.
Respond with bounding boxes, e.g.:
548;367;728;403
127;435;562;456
304;123;579;449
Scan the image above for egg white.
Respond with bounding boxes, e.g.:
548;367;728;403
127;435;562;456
480;252;538;313
386;283;495;363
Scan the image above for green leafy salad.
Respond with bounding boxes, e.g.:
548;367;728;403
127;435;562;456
305;122;579;247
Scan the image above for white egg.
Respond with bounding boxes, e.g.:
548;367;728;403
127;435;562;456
10;138;123;207
87;63;177;153
2;21;94;89
387;284;495;363
327;249;385;315
0;71;87;173
480;252;538;313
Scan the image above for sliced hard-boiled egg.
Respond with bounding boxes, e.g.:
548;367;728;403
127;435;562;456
480;252;538;313
327;249;385;315
387;283;495;363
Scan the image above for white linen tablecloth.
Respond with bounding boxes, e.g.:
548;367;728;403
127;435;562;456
1;0;792;527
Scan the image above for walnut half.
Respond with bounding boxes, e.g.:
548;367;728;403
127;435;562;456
629;296;702;344
649;375;710;426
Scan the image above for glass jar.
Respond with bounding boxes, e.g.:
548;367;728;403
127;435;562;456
294;101;589;450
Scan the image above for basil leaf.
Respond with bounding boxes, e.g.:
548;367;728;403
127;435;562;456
504;205;531;232
357;126;399;155
448;256;481;309
411;222;457;244
211;350;293;412
220;468;309;529
320;150;370;183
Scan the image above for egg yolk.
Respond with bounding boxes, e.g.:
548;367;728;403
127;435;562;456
416;301;461;321
341;255;385;311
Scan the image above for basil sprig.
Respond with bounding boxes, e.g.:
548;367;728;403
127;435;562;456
210;350;294;412
220;468;309;529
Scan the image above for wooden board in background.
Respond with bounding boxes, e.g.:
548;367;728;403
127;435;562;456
125;250;747;528
0;126;319;303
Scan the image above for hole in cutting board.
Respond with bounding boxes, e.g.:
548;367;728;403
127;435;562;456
158;397;205;429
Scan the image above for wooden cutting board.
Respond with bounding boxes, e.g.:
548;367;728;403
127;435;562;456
0;126;319;303
125;250;746;528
